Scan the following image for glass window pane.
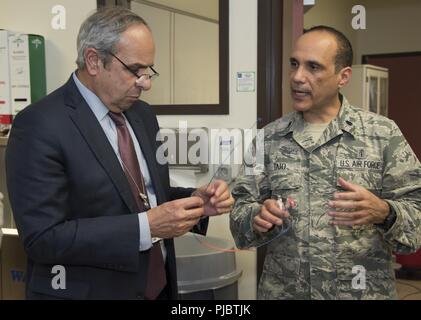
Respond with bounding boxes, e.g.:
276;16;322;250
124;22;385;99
380;78;388;117
369;77;378;113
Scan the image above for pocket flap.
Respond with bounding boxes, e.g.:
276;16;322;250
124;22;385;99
337;170;382;191
271;175;302;191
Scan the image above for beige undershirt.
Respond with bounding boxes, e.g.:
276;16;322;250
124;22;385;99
302;121;330;143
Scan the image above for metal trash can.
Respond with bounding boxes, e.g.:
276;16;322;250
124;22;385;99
175;232;242;300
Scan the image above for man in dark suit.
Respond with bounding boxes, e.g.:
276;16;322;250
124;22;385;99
5;7;234;300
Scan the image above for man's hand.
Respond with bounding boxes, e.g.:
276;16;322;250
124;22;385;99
147;197;204;238
253;199;290;233
193;180;234;216
328;177;390;226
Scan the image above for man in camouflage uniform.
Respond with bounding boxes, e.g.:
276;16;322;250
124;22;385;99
230;26;421;299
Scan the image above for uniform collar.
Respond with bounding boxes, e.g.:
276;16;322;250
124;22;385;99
284;94;357;153
286;94;356;137
335;95;357;137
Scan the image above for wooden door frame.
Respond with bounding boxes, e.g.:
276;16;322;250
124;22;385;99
257;0;284;129
256;0;305;292
256;0;284;288
362;51;421;64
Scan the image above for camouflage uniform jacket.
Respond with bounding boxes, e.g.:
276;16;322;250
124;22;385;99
230;97;421;300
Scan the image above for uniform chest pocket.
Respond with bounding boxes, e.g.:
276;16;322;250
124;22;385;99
336;169;382;196
269;173;302;207
268;148;303;203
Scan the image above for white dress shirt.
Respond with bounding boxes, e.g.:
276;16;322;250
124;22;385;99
72;72;158;252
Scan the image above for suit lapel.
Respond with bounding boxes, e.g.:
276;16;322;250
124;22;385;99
64;77;139;213
124;108;166;205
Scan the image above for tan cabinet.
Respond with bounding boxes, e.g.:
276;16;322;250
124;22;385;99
341;64;389;117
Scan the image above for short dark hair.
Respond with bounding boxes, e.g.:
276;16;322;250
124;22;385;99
304;25;353;72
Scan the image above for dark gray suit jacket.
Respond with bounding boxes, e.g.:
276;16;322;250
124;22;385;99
6;76;207;299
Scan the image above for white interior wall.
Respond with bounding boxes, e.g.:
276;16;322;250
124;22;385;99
303;0;421;65
354;0;421;62
304;0;358;63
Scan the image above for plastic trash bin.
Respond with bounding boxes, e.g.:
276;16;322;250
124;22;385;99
174;232;242;300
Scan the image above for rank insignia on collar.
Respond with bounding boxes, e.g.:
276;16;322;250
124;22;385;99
356;148;366;159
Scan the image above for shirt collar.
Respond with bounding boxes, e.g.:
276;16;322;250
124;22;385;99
286;94;356;137
72;71;110;122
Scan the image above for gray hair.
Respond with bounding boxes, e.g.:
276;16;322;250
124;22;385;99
76;7;149;69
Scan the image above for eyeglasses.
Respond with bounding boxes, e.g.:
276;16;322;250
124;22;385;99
107;51;159;82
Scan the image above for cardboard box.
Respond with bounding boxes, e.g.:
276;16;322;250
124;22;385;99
0;228;26;300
